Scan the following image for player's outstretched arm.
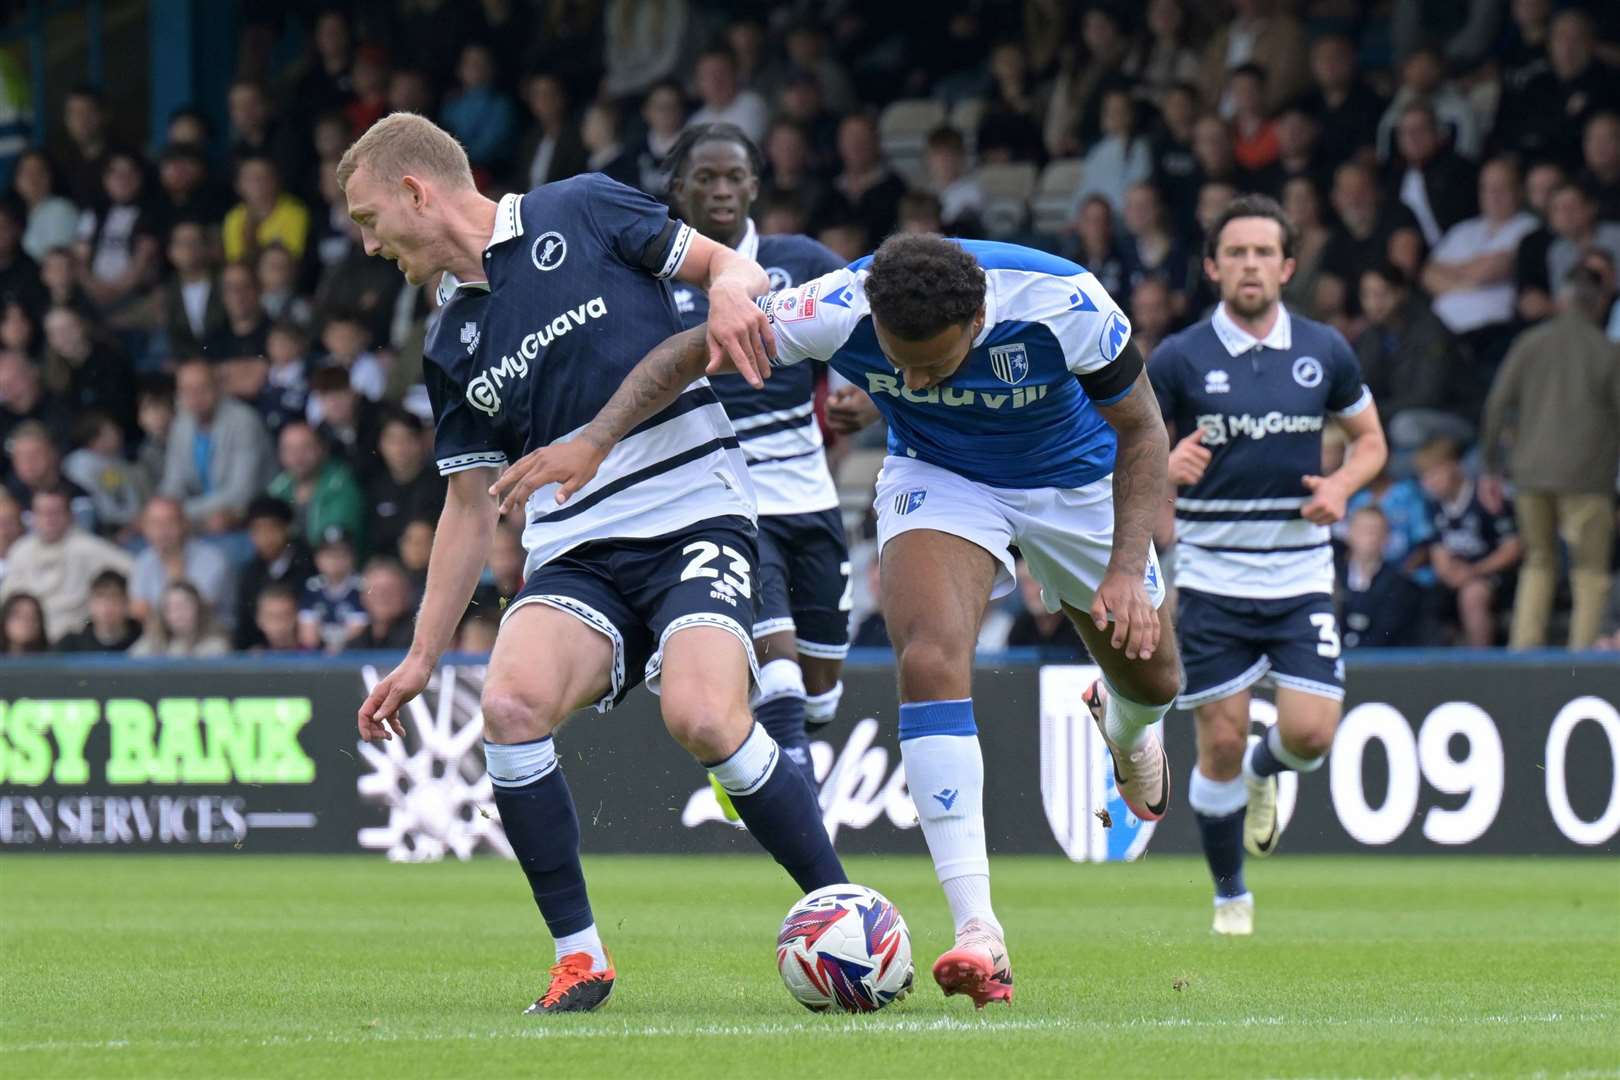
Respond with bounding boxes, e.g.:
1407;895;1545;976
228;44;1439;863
675;234;775;388
1092;361;1171;661
489;326;712;515
358;469;499;741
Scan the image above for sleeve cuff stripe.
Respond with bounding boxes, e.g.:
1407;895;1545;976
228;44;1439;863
1333;386;1373;418
658;223;694;279
437;452;508;475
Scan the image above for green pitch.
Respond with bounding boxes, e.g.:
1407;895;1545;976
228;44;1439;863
2;854;1615;1079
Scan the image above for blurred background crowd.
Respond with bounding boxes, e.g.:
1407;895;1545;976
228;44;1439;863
1;0;1618;661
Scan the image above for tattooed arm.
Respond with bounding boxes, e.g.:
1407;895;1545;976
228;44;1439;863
1089;364;1171;659
488;326;711;513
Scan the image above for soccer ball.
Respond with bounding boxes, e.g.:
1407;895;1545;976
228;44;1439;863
776;883;913;1012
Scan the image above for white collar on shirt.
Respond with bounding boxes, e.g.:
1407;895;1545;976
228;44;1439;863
1212;301;1292;356
435;191;525;305
734;216;758;260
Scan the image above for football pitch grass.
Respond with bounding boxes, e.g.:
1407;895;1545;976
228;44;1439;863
2;855;1615;1079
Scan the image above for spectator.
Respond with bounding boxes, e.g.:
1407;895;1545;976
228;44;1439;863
0;298;37;356
1;590;48;653
1578;111;1620;220
75;150;160;315
298;526;367;652
1190;114;1241;196
367;409;445;559
133;373;173;494
344;45;390;136
223;156;308;265
11;149;78;261
3;421;95;530
1416;439;1523;648
1339;505;1423;649
1517;183;1620;324
0;488;20;583
62;410;147;537
56;568;140;652
1226;65;1278;173
1005;561;1087;660
511;72;586;194
0;350;72;448
295;9;355;118
601;0;690;102
396;516;434;596
979;41;1048;165
1252;105;1328;199
252;580;305;653
159;357;274;533
1482;268;1620;649
385;67;432;118
129;580;231;658
1347;465;1438;584
1300;34;1386;171
1500;0;1554;94
1151;82;1202;231
1130;277;1175;360
346;556;416;651
1321;161;1422;313
1073;86;1153;216
152;143;230;233
0;200;48;319
923;127;982;237
688;47;768;145
439;43;519;175
1375;47;1483;163
1497;8;1620;169
309;364;382;478
204;261;271;367
1120;182;1190;301
1196;0;1308;115
313;310;385;407
232;495;315;650
1422;159;1540;345
1123;0;1201;109
159;220;226;360
257;244;310;328
1045;11;1130;157
820;114;906;243
1356;264;1468;450
226;80;309;193
760;121;824;228
38;245;85;313
42;304;135;440
129;494;233;624
1065;194;1129;301
252;319;310;437
55;86;112;206
268;420;365;551
0;487;131;640
1281;175;1333;317
635;80;688;194
775;70;839;173
1387;102;1478;249
581;99;639;188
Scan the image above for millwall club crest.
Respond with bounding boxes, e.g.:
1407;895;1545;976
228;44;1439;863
989;343;1029;385
766;266;792;291
1293;356;1324;388
460;322;480;355
531;231;567;271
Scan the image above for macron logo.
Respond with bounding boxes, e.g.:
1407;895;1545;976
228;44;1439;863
932;788;959;811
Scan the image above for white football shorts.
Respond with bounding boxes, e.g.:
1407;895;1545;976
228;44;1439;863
873;455;1166;615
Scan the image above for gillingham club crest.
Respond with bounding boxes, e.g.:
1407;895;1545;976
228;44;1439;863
989;343;1030;385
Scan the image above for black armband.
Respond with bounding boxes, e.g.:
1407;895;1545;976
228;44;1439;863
1077;339;1144;404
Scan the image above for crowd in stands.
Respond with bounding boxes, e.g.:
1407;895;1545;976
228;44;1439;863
2;0;1619;659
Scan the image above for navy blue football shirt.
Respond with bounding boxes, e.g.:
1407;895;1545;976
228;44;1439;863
422;174;753;573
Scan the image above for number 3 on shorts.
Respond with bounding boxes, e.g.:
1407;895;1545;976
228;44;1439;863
680;540;752;598
1310;612;1341;658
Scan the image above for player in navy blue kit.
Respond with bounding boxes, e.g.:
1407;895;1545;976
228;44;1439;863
1151;195;1387;936
495;234;1182;1009
341;114;849;1014
665;123;851;791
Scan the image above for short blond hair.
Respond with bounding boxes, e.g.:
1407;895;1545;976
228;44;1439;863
336;112;475;194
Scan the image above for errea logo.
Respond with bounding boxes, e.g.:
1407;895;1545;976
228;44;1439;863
1204;369;1230;394
465;296;608;417
460;322;480;355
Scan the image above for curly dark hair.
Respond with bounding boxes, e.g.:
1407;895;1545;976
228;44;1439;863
863;234;986;342
1204;193;1297;261
666;122;764;188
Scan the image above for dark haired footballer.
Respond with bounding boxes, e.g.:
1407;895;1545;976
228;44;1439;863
663;123;852;799
1152;193;1386;936
492;232;1181;1009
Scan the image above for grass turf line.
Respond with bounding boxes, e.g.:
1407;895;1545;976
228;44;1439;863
1;854;1615;1079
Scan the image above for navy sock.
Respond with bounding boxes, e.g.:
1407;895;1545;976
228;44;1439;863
709;723;847;892
755;694;815;787
1195;809;1248;899
488;740;594;937
1248;728;1287;779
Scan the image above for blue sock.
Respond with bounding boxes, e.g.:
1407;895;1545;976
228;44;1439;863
754;659;815;787
708;722;847;892
1195;810;1248;899
486;738;594;937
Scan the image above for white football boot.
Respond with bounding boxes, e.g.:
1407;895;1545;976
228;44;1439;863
1212;895;1254;936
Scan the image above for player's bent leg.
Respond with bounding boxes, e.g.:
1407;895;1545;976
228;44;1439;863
1191;693;1255;934
660;625;848;893
1071;608;1180;822
882;528;1013;1007
484;603;619;1013
800;655;845;728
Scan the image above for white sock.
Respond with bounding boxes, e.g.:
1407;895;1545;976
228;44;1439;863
705;722;779;795
1103;678;1171;752
941;874;1001;936
554;923;608;971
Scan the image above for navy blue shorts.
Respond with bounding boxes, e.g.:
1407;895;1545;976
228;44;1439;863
755;508;851;660
1176;588;1344;709
505;516;759;712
